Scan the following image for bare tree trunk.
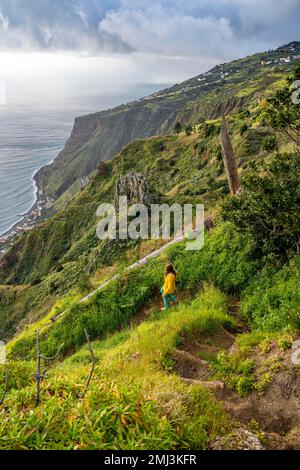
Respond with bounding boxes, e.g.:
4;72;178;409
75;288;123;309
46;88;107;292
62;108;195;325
220;116;241;196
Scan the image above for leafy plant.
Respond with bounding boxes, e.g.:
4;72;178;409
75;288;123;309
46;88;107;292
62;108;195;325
222;152;300;261
260;63;300;146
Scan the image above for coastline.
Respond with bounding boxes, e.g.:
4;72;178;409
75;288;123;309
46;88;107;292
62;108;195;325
0;171;54;254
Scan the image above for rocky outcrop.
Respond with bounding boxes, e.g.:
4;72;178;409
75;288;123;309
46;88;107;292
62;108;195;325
211;429;264;450
114;172;157;208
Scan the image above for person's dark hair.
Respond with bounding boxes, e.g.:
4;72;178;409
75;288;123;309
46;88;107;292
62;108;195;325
165;264;177;277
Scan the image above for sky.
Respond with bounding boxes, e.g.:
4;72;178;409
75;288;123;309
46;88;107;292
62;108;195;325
0;0;299;104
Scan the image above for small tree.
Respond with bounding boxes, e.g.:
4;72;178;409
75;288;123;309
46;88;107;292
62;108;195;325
98;161;106;176
185;125;193;136
174;122;182;136
260;63;300;147
221;152;300;261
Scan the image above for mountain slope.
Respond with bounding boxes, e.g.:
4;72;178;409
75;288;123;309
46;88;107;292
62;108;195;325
0;57;298;339
35;42;300;200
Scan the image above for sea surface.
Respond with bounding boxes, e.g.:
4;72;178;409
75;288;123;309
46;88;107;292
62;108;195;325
0;84;164;236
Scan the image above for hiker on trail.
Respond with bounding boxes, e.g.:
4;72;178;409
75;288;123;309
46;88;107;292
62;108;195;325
161;264;177;311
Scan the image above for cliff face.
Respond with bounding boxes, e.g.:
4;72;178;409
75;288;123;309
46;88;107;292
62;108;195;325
35;97;186;198
35;42;300;201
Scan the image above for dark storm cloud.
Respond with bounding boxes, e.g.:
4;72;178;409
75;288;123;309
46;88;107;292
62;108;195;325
0;0;299;58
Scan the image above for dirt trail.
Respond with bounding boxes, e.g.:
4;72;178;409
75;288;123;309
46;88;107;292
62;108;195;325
170;299;300;450
172;298;245;381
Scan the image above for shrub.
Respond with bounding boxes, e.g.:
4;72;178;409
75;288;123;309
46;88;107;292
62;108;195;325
168;223;257;294
221;152;300;261
151;140;165;152
239;122;248;136
241;255;300;332
185;125;193;136
210;351;256;397
263;135;278;152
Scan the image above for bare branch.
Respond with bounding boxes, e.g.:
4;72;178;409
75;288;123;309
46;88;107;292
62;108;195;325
82;329;96;397
0;366;8;406
40;343;64;361
35;330;42;407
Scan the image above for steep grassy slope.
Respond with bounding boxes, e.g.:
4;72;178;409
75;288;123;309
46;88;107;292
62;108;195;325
0;46;299;451
0;286;232;450
1;235;299;449
7;222;256;359
35;42;300;199
0;109;274;339
0;64;296;340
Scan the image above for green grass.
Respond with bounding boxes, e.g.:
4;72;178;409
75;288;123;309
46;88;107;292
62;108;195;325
242;255;300;331
8;223;257;359
0;285;231;450
0;65;291;337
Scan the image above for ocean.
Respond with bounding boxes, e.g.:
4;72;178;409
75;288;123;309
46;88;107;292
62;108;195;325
0;84;164;236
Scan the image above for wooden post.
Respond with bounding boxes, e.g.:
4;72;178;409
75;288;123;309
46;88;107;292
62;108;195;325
0;366;8;406
220;116;241;195
82;329;95;397
35;330;41;407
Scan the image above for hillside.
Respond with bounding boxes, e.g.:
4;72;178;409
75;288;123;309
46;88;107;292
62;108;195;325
0;105;284;338
1;45;299;340
35;42;300;200
0;44;300;451
2;225;300;449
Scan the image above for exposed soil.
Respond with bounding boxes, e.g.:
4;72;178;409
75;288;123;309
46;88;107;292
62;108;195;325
170;298;300;450
173;327;236;380
130;291;194;327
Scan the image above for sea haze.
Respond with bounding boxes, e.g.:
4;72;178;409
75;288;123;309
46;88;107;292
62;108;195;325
0;83;165;236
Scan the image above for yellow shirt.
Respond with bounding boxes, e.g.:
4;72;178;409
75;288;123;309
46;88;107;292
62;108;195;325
163;273;176;295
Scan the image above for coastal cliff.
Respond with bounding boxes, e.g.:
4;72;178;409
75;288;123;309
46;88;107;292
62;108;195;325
35;42;300;201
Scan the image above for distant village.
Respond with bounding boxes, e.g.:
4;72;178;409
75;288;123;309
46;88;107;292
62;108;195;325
260;54;300;66
139;45;300;102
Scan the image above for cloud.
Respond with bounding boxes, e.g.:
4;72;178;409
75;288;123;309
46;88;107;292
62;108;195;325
100;4;234;59
0;0;130;53
0;0;299;62
0;8;9;29
100;0;300;60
